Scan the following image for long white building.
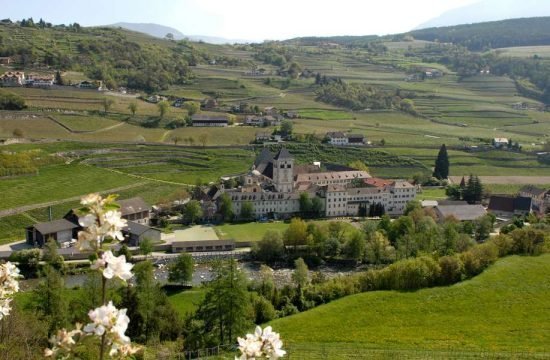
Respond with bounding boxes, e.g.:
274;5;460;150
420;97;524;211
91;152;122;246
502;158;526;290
222;148;416;219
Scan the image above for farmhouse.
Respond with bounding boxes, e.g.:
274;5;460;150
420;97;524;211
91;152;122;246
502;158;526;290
219;148;416;219
493;138;509;148
488;195;535;218
65;197;151;225
192;114;229;127
0;57;12;65
26;219;79;247
245;115;283;127
202;98;218;110
77;80;102;89
26;74;55;87
0;71;25;86
123;221;161;246
255;131;271;142
325;132;366;146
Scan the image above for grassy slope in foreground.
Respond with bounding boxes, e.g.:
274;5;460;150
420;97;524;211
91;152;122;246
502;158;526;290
271;255;550;353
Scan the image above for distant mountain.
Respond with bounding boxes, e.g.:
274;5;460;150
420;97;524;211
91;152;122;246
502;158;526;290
409;16;550;51
110;22;185;40
416;0;550;29
109;22;249;44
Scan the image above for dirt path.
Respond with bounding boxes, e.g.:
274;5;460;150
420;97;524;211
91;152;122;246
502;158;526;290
0;182;149;218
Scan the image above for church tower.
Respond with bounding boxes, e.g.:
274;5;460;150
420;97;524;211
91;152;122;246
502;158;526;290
272;148;294;193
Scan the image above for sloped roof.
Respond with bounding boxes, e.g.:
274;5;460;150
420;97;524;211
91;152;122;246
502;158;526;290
435;204;486;221
296;171;371;183
488;196;533;213
273;147;292;160
34;219;78;235
519;185;547;197
118;197;150;216
326;131;346;138
123;221;157;236
254;148;273;168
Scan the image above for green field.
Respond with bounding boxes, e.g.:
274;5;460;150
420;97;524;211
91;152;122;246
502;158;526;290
167;288;206;316
270;255;550;357
0;163;139;210
216;222;290;243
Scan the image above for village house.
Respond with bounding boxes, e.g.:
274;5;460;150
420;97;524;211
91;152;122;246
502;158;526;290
191;114;229;127
493;138;509;148
123;221;161;246
26;219;79;248
65;197;151;226
488;195;535;218
255;131;272;142
0;71;25;86
77;80;102;90
284;111;300;119
202;98;218;110
219;148;416;219
325;132;366;146
518;185;549;213
0;57;12;65
26;74;55;87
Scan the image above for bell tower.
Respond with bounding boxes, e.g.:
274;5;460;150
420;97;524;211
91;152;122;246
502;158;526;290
272;148;294;193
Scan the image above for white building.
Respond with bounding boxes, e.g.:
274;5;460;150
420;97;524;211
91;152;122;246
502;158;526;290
221;148;416;219
493;138;509;148
326;132;366;146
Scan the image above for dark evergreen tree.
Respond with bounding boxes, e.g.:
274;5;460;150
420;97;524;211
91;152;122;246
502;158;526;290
433;144;450;180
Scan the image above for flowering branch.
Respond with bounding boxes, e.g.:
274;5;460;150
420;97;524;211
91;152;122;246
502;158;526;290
236;326;286;360
44;194;140;359
0;261;21;321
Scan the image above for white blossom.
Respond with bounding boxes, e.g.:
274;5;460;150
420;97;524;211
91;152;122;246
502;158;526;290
83;301;131;344
236;326;286;360
0;298;12;320
76;194;127;251
92;251;134;282
0;262;21;321
44;324;84;358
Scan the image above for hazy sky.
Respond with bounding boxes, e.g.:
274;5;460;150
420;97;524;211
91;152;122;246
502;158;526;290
3;0;479;41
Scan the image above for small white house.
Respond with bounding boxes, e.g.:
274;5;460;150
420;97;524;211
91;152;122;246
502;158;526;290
493;138;509;148
326;132;348;146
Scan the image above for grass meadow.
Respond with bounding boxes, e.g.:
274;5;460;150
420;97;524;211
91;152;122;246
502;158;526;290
270;255;550;357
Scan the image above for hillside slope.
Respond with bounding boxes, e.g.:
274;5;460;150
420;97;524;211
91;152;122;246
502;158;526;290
409;16;550;50
271;255;550;355
416;0;550;30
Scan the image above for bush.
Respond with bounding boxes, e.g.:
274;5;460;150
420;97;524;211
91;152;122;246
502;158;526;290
509;228;548;255
0;90;26;110
252;294;277;324
385;256;441;291
489;234;514;257
438;256;464;285
461;242;499;278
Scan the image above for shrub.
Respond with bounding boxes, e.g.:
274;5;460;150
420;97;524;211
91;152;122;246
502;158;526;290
252;294;277;324
489;234;514;257
0;90;26;110
509;228;548;255
386;256;441;291
438;256;464;285
461;242;499;278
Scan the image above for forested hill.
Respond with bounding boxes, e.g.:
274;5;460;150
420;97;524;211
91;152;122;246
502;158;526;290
408;17;550;51
0;20;245;92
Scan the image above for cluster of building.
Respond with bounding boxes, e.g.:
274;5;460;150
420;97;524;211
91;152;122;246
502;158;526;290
25;197;160;248
422;185;549;222
0;71;55;87
204;148;417;220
